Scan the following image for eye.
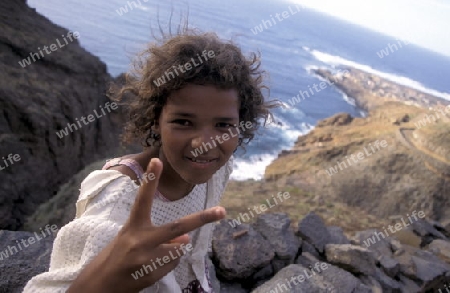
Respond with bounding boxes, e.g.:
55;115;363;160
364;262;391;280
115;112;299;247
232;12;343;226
216;122;235;128
172;119;192;126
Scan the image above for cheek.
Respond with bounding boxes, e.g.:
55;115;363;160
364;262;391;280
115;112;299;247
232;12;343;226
222;135;239;153
160;130;183;155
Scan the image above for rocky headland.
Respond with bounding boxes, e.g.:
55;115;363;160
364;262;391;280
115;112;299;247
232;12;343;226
264;67;449;224
1;0;449;292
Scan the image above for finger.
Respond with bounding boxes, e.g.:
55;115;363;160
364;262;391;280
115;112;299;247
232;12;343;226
128;158;162;226
160;243;191;259
151;206;226;245
168;234;190;244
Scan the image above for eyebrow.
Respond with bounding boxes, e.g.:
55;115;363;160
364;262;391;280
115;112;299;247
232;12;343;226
171;112;196;118
171;112;238;121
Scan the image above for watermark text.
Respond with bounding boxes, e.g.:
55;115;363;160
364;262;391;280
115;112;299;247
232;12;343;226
19;32;80;68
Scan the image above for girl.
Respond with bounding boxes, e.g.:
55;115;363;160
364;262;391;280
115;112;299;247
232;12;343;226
24;27;275;292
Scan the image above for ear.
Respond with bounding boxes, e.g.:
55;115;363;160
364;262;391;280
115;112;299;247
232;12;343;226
152;120;160;134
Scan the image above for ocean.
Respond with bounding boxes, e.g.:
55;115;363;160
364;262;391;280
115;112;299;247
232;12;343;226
28;0;450;180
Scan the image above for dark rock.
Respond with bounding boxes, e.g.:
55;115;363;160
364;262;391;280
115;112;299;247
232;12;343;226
354;283;374;293
428;219;450;238
379;254;400;278
393;244;450;290
0;0;123;230
0;230;54;293
442;219;450;236
327;226;350;245
388;238;404;253
212;220;275;281
296;254;370;292
428;239;450;263
325;244;377;275
296;252;320;266
251;264;336;293
398;275;421;293
253;213;301;273
297;212;332;253
220;282;248;293
248;264;273;288
358;275;384;293
373;267;402;293
411;219;447;246
300;240;321;259
411;254;450;291
353;229;402;278
393;245;418;278
353;229;393;257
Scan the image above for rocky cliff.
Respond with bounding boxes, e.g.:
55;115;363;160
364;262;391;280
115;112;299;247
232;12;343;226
0;0;124;230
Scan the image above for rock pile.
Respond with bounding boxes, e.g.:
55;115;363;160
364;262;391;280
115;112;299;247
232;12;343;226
211;212;450;293
1;212;450;292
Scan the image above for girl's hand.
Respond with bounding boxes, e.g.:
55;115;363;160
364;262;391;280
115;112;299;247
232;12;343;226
68;158;226;293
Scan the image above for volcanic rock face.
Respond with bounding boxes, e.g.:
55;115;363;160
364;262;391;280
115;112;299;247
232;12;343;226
0;230;55;293
0;0;121;230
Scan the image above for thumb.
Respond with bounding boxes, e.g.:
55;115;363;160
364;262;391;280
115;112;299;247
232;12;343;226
128;158;162;225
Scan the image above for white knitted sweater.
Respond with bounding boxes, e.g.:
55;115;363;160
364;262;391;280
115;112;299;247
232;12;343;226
23;158;233;292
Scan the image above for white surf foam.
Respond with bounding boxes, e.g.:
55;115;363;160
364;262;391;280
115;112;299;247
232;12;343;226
232;121;314;181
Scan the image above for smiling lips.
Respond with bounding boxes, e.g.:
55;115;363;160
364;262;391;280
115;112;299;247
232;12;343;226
186;156;218;163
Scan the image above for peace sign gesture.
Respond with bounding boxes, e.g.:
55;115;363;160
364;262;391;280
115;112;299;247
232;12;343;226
67;158;226;293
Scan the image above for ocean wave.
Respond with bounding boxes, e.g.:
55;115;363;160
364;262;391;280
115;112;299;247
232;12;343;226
231;154;277;181
232;121;313;180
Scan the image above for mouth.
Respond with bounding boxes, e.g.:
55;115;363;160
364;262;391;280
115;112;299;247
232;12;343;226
186;157;218;163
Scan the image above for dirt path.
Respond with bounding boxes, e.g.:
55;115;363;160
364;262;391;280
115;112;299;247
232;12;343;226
397;127;450;180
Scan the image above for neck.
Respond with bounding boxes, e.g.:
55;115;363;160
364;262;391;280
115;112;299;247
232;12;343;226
156;148;195;201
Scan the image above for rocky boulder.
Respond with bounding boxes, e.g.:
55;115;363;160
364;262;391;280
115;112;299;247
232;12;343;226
253;213;301;273
297;212;332;254
212;220;275;282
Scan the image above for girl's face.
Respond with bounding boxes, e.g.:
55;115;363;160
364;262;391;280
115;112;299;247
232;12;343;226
154;84;240;185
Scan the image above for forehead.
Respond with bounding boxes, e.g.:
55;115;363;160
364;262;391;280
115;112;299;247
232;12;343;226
165;84;240;118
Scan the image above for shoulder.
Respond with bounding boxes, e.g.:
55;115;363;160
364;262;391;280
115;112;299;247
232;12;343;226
76;169;139;219
107;164;139;182
104;154;149;183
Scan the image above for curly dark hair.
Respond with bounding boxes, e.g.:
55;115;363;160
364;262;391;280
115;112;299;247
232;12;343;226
112;27;278;150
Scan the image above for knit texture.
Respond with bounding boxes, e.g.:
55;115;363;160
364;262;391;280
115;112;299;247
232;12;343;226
23;157;233;292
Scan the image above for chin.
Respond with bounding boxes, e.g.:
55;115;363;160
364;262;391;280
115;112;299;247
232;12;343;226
183;173;214;185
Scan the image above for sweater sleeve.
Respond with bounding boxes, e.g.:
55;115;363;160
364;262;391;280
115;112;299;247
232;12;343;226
22;171;139;293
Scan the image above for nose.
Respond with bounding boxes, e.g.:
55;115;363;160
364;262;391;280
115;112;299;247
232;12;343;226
191;128;217;150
